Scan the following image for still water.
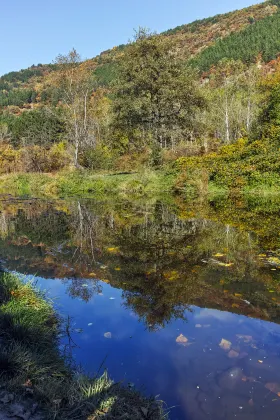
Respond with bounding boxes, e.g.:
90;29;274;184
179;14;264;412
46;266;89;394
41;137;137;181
0;195;280;419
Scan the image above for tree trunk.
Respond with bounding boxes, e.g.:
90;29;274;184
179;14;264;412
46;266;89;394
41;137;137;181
246;99;251;132
225;97;230;144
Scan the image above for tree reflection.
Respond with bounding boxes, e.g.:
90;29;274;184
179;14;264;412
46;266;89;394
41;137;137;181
0;196;280;329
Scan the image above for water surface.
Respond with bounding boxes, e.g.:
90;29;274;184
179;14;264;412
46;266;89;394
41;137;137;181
0;195;280;419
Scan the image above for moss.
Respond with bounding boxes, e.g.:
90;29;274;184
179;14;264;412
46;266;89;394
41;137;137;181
0;272;166;419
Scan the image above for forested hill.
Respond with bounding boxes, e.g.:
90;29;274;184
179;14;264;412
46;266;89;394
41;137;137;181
0;0;279;109
2;0;280;191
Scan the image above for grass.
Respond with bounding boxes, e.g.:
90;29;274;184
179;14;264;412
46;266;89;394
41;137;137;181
0;170;175;199
0;272;167;419
0;167;279;204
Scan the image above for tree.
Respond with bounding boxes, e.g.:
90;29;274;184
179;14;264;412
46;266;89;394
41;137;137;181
10;108;65;147
112;29;205;151
201;59;261;144
53;49;96;167
0;123;11;144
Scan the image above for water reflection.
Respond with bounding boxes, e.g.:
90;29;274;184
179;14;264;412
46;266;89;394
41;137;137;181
1;195;280;419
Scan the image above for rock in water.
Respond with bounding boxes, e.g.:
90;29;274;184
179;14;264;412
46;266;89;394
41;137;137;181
176;334;188;346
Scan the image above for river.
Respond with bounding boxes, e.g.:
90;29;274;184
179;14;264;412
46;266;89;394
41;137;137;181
0;194;280;420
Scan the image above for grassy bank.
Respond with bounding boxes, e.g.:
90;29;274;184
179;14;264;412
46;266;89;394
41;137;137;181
0;170;175;199
1;139;280;201
0;272;166;419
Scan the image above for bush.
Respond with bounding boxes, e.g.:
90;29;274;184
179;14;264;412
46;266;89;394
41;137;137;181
0;145;21;173
79;145;115;171
20;143;71;172
114;148;151;172
174;137;280;193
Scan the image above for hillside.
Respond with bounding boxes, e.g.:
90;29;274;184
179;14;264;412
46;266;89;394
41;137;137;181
0;0;279;110
1;0;280;196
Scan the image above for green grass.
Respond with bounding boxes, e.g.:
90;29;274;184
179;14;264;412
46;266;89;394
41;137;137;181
0;272;167;419
0;170;175;199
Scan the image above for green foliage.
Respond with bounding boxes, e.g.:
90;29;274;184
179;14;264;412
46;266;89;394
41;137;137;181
163;11;233;36
112;30;204;149
0;170;176;198
175;137;280;193
94;62;119;87
0;65;54;85
0;88;36;107
79;145;115;170
191;11;280;71
257;83;280;142
6;108;66;147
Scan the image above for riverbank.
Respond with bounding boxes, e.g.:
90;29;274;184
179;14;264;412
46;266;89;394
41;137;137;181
0;170;176;199
0;272;166;419
174;138;280;198
1;138;280;201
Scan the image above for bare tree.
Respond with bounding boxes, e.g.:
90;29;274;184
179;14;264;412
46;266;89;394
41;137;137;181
54;49;96;167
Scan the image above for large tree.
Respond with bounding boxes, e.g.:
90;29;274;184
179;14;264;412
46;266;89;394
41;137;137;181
112;29;205;151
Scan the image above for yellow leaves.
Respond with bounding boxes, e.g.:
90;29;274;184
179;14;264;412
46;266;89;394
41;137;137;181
107;247;119;253
220;279;225;285
213;260;234;267
234;293;242;297
232;303;239;308
146;269;156;276
44;256;54;264
114;267;121;271
268;257;280;266
89;272;97;277
213;253;225;257
221;262;234;267
163;270;179;281
219;338;232;351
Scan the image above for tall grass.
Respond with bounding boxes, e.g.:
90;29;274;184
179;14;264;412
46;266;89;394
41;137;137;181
0;170;175;199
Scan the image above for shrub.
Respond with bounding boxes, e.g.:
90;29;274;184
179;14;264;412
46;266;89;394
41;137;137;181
79;145;115;171
0;145;21;173
20;143;71;172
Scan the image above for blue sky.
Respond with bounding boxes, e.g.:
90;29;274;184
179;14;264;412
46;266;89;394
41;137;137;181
1;0;261;76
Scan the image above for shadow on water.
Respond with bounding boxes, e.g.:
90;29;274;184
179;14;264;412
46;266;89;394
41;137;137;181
1;194;280;418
